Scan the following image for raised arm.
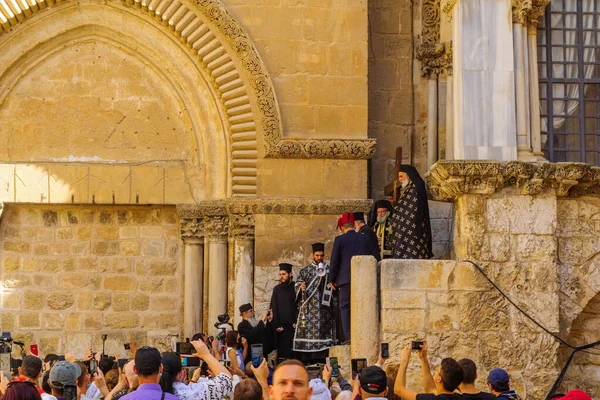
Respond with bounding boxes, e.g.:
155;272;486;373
418;340;436;394
394;344;418;400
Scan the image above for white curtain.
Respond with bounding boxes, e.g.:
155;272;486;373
541;0;596;132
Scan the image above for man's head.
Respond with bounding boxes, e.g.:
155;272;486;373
311;243;325;264
359;366;388;399
353;212;366;230
19;355;42;380
192;332;210;346
457;358;477;385
337;213;355;233
487;368;510;395
432;358;463;393
124;360;139;389
270;359;313;400
398;171;411;186
234;378;263;400
49;361;81;396
240;303;256;321
279;263;293;284
134;346;162;381
99;357;115;376
43;354;60;373
74;361;88;389
374;200;392;223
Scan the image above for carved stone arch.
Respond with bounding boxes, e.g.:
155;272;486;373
417;0;452;78
0;0;376;199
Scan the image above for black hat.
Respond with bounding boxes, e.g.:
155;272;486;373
311;243;325;253
239;303;253;314
134;346;162;376
353;212;365;222
279;263;293;273
359;366;387;394
374;200;392;211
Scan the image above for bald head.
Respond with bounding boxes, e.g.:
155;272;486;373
124;360;139;389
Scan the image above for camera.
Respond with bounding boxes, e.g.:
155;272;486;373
214;313;233;343
411;340;424;350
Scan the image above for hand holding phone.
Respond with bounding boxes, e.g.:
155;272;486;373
29;344;39;357
329;357;339;377
251;344;263;368
381;343;389;359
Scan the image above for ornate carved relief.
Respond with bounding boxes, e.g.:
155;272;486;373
0;0;375;163
417;0;453;77
181;218;204;243
441;0;457;22
513;0;533;24
204;215;229;242
529;0;551;24
229;214;255;241
426;161;600;201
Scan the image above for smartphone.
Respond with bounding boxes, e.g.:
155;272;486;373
89;359;98;376
176;342;195;355
124;343;130;351
307;365;321;381
329;357;339;377
351;358;367;378
181;356;201;367
251;344;263;368
30;344;39;356
64;385;77;400
381;343;389;359
118;359;128;369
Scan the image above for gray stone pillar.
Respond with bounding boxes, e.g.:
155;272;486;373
205;216;229;335
230;214;255;327
427;78;439;168
350;255;379;365
181;218;204;339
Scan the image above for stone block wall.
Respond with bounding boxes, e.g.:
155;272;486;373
428;200;453;259
380;259;560;400
0;204;183;360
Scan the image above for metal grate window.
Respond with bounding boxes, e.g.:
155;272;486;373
538;0;600;165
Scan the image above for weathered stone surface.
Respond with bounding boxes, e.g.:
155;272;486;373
381;260;453;290
103;276;137;292
47;292;75;310
105;313;139;329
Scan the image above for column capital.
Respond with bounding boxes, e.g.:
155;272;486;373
204;215;229;243
229;214;255;241
441;0;457;23
512;0;533;24
181;218;205;243
528;0;550;25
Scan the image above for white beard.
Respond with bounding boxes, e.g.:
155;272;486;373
248;316;259;327
401;180;409;188
377;214;388;223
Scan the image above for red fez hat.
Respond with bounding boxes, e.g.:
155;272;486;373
337;212;355;229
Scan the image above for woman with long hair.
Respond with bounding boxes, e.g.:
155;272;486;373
2;381;42;400
224;331;245;378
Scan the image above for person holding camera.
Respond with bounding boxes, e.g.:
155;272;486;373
270;263;299;361
394;341;463;400
237;304;273;364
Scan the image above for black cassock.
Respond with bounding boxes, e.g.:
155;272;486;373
237;319;273;364
270;281;298;360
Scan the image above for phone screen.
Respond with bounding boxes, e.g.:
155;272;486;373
89;359;98;376
251;344;263;368
381;343;389;358
351;358;367;378
330;357;339;377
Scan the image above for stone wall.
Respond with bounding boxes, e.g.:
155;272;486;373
0;204;183;360
380;259;560;399
428;200;453;259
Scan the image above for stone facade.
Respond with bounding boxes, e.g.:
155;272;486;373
0;205;182;359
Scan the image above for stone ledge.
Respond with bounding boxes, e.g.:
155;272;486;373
426;160;600;201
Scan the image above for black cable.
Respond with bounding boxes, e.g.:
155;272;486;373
463;260;600;399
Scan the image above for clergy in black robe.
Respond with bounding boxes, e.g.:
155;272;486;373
353;212;381;262
237;303;273;364
269;263;298;361
390;165;434;259
370;200;394;259
293;243;336;364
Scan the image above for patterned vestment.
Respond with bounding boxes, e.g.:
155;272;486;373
373;217;393;259
293;262;335;352
390;182;433;259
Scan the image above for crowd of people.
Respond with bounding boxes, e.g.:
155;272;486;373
0;338;591;400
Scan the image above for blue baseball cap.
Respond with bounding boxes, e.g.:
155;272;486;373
487;368;509;386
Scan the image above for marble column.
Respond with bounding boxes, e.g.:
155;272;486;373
205;216;229;336
230;214;255;327
427;78;439;168
452;0;517;161
350;256;379;365
181;218;204;339
446;75;454;160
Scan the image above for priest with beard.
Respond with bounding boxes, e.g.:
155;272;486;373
390;165;434;259
237;303;273;364
369;199;394;259
269;263;298;361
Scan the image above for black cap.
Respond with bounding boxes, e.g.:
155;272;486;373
135;347;162;376
279;263;293;273
374;200;392;211
359;366;387;394
239;303;253;314
353;212;365;222
311;243;325;253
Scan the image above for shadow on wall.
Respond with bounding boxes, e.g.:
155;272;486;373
428;201;454;259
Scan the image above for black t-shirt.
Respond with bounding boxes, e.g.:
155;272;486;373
461;393;497;400
416;394;464;400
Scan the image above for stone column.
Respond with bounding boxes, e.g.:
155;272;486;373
205;216;229;335
180;218;204;339
427;78;439;168
350;255;379;364
513;1;536;161
446;74;454;160
452;0;517;161
528;1;551;159
230;214;255;327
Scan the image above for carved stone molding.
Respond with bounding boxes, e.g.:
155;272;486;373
177;201;227;220
441;0;457;22
180;218;205;243
204;215;229;242
528;0;550;25
513;0;533;24
229;214;255;241
426;161;600;201
417;0;454;78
